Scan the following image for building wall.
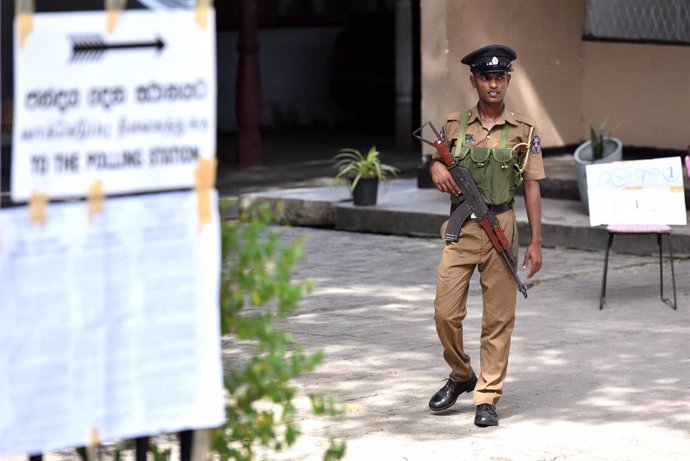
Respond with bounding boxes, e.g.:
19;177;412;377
582;41;690;149
421;0;690;152
419;0;450;143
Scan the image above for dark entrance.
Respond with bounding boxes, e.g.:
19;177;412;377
216;0;422;167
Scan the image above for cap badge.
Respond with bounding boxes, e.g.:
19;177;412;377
491;56;498;65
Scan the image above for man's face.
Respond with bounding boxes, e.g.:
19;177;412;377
470;71;511;105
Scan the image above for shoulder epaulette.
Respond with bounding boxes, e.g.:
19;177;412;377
446;111;461;123
513;112;536;128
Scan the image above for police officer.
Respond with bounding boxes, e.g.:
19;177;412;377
427;44;545;427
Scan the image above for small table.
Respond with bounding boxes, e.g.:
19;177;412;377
600;224;677;310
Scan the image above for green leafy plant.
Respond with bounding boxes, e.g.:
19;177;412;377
334;145;399;191
589;122;607;162
212;200;345;461
77;202;344;461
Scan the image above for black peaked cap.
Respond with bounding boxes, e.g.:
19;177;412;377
460;44;517;73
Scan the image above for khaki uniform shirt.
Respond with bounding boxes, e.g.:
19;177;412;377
433;105;546;182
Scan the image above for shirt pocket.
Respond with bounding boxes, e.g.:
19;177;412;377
492;148;515;170
469;147;492;168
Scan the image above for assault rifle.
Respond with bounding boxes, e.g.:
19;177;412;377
413;121;533;298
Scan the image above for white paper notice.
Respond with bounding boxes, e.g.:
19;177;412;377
587;157;687;226
11;9;216;201
0;191;224;456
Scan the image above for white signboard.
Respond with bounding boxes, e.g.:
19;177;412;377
587;157;687;226
0;191;224;455
11;9;216;200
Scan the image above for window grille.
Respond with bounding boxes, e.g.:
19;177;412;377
585;0;690;45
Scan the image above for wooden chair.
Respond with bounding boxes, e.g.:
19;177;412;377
600;224;677;310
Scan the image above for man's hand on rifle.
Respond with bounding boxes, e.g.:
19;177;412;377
522;242;543;279
430;161;462;196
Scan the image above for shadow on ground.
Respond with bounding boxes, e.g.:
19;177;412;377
222;226;690;460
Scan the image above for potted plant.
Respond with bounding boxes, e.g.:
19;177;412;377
334;145;399;206
573;122;623;212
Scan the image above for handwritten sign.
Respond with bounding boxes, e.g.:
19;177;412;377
11;9;216;201
586;157;687;226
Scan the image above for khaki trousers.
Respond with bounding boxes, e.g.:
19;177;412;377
434;210;517;406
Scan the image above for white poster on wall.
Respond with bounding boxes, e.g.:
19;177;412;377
11;8;216;201
0;190;224;455
587;157;687;226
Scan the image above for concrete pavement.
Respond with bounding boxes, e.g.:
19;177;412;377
244;226;690;461
226;143;690;459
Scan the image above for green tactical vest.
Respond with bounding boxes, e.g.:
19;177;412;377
451;110;524;205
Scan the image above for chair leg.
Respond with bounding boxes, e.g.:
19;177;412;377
661;233;677;310
600;232;614;310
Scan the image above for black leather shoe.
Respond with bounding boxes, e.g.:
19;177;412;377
428;373;478;412
474;403;499;427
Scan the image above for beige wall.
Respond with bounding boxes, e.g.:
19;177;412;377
421;0;690;152
582;41;690;149
420;0;450;141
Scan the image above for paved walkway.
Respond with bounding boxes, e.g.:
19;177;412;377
228;135;690;459
239;226;690;461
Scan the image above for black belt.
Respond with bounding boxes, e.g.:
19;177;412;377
450;201;512;216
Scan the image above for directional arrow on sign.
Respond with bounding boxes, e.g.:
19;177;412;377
70;34;166;62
